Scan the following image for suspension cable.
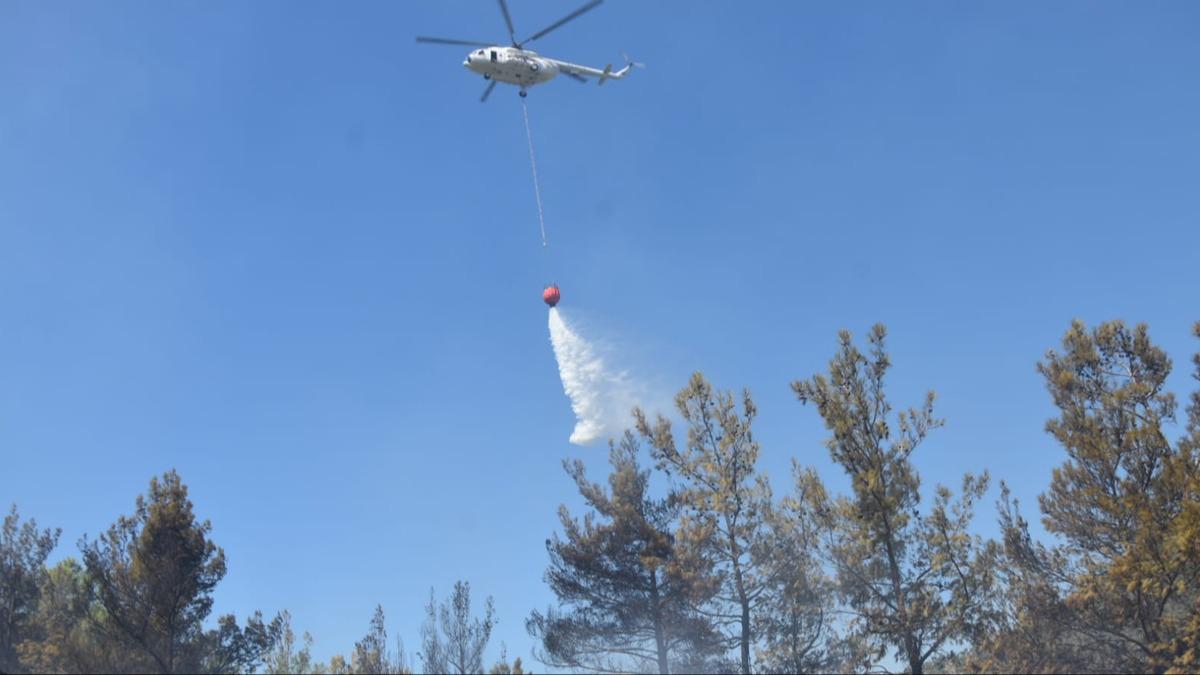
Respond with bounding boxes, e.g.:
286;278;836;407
521;98;548;247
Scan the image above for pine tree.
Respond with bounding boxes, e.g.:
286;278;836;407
636;372;772;675
351;605;411;674
80;470;279;673
792;325;996;674
1171;322;1200;674
757;468;841;674
0;508;60;672
987;320;1200;673
420;582;495;675
488;644;529;674
14;558;95;674
528;432;723;674
264;610;316;675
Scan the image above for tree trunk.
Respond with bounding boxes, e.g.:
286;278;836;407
650;569;670;675
741;600;751;675
730;545;751;675
907;638;922;675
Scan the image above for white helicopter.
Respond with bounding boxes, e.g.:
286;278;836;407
417;0;641;102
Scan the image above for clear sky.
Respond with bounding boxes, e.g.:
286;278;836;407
2;0;1199;668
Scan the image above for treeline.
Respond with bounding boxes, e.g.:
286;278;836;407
3;319;1199;674
0;472;522;675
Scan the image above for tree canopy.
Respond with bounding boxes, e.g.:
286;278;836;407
6;319;1200;674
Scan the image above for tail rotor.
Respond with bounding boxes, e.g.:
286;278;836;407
620;51;646;70
599;51;645;84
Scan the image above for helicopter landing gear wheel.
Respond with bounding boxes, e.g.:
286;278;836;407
484;73;491;80
519;90;527;98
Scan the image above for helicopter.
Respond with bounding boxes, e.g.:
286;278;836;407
416;0;642;102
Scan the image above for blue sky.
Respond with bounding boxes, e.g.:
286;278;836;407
3;0;1199;668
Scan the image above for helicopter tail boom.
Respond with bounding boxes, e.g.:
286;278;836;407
552;59;635;85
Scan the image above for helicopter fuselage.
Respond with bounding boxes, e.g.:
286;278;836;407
464;47;557;88
417;0;637;100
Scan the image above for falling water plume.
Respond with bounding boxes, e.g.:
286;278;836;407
547;308;634;445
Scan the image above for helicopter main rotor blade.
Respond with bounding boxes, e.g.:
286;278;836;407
562;71;587;83
519;0;602;46
497;0;517;46
480;80;498;103
416;36;493;47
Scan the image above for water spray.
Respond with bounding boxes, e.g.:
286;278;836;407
547;306;609;445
